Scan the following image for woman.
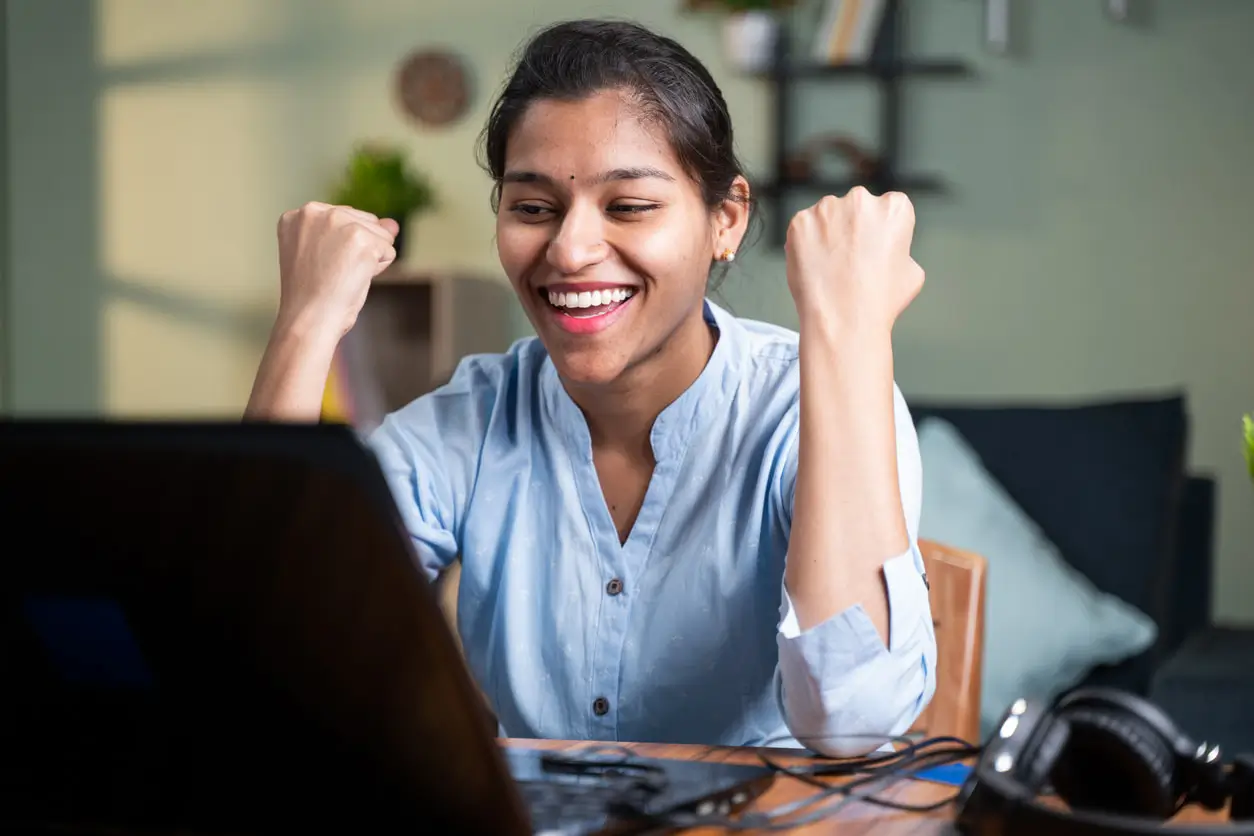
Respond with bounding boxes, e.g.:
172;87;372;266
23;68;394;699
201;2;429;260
246;18;935;757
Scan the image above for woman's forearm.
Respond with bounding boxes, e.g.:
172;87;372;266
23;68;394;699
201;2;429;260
244;313;341;422
784;318;908;640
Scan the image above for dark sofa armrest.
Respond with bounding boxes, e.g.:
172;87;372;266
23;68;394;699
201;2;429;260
1078;474;1215;695
1149;627;1254;751
1161;476;1216;656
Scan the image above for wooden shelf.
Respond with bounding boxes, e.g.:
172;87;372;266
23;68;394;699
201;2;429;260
371;264;442;285
768;59;971;80
757;173;946;196
337;269;516;430
762;0;972;247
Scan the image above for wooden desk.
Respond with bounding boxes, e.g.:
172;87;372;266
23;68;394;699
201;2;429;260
502;738;1232;834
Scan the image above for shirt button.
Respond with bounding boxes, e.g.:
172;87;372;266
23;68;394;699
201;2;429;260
593;696;610;716
606;578;624;596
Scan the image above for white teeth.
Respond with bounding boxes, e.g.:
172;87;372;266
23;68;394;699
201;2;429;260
546;288;635;310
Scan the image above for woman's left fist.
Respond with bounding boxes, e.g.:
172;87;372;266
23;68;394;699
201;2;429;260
784;186;924;335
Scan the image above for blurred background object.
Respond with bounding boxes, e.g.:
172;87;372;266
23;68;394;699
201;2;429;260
1244;414;1253;485
394;48;473;128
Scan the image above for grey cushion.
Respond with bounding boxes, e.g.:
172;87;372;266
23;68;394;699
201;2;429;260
909;394;1190;694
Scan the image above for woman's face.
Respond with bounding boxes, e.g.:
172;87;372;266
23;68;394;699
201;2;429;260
496;89;746;388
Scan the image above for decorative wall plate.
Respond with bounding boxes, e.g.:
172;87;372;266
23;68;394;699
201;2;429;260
395;49;471;127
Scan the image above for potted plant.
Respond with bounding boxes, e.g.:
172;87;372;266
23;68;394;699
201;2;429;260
329;143;436;260
683;0;798;73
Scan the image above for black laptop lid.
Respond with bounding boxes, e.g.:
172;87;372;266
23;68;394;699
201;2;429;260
0;420;529;834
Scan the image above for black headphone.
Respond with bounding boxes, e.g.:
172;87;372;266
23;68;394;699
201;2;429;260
954;686;1254;834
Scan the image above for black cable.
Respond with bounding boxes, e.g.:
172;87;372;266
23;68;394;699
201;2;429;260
790;734;978;777
604;734;983;832
802;743;977;813
752;736;981;819
538;743;671;798
767;746;971;791
767;736;980;793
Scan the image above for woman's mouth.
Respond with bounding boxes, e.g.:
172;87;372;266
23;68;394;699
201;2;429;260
541;286;637;335
547;287;635;317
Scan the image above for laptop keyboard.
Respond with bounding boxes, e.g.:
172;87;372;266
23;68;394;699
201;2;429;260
517;779;649;833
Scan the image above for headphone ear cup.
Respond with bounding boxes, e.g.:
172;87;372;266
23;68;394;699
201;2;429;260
1229;754;1254;821
1049;705;1179;819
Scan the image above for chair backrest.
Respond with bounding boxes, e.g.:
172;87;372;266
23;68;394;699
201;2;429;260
908;539;987;745
435;561;463;648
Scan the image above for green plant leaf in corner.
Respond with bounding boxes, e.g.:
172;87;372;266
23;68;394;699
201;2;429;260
1244;413;1254;483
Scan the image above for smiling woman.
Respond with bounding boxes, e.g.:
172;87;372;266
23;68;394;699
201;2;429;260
480;23;752;401
492;91;736;394
245;18;936;758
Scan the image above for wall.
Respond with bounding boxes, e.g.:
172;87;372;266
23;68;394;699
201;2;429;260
8;1;102;413
0;1;7;412
5;0;1253;620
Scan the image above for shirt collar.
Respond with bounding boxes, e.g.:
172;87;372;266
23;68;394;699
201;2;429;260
542;297;744;462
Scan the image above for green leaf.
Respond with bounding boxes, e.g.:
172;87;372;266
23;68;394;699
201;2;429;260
327;143;436;220
1244;413;1254;483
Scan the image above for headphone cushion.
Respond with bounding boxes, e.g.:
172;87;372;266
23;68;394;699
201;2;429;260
1048;705;1179;819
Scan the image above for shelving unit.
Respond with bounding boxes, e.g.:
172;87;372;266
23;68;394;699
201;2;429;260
757;0;972;247
338;267;515;426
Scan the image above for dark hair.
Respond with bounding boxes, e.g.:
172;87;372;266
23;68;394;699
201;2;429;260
478;18;758;264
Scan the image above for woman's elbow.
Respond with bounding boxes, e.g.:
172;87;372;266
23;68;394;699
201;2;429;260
787;650;937;758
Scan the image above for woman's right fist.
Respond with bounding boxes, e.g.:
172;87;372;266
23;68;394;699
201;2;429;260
275;202;399;340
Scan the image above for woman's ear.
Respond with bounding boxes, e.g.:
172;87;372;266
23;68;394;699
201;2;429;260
712;175;751;258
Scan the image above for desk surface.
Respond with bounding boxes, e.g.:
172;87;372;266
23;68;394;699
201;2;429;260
502;738;1231;834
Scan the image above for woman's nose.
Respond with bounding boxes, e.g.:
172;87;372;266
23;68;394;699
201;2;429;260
546;203;608;274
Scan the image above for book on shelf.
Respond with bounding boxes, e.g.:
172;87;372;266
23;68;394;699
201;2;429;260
812;0;887;65
320;326;387;436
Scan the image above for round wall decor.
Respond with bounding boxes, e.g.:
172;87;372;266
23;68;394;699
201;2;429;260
395;48;472;127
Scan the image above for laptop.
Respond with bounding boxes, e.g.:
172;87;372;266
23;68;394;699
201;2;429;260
0;419;775;834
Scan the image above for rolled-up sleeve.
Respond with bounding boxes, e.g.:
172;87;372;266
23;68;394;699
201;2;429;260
775;383;937;757
367;410;461;582
364;356;497;583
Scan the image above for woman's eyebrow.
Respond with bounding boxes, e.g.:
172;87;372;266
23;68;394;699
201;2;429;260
502;166;676;186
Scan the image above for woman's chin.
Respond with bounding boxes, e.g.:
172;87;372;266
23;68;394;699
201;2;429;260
548;347;631;390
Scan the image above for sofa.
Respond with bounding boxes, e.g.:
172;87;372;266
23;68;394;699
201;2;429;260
909;391;1254;751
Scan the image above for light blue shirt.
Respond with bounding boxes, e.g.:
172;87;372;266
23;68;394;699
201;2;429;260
367;299;936;756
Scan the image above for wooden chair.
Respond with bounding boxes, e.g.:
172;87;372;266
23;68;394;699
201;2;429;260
435;560;463;648
908;539;988;745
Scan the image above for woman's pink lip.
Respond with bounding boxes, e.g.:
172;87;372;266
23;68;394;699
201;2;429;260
545;294;635;335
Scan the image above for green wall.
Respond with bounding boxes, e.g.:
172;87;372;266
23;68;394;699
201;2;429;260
7;0;100;414
4;0;1253;620
0;1;8;412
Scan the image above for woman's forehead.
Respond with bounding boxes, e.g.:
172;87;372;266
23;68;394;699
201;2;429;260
505;91;682;177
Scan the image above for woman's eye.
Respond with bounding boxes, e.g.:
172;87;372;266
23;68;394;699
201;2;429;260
508;202;659;220
510;204;552;219
609;203;660;215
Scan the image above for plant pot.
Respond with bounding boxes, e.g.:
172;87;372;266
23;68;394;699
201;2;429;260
721;10;778;74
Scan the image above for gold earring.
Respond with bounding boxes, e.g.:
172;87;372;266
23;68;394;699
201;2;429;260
719;248;736;263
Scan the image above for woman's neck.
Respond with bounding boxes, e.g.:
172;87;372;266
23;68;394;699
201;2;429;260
564;310;718;454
